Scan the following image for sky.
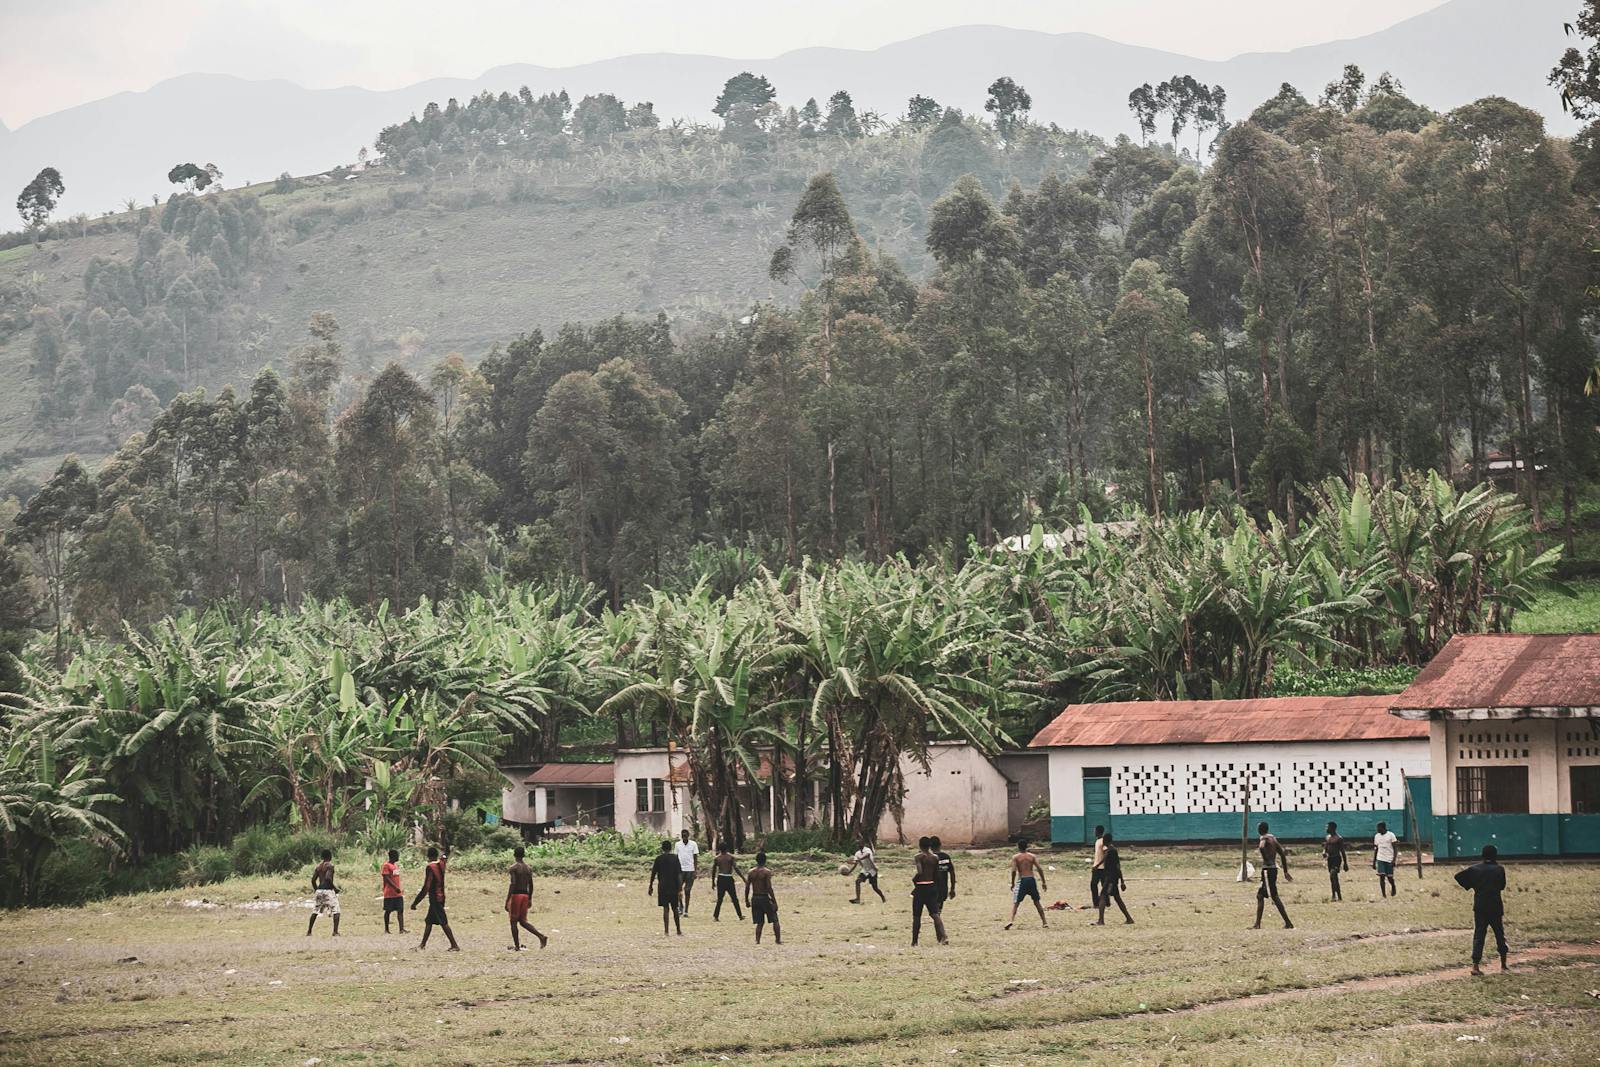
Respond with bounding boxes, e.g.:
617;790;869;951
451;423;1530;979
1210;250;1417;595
0;0;1451;129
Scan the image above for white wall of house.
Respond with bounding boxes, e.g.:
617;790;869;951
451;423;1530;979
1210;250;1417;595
1045;738;1430;818
613;749;691;837
1433;718;1600;815
878;741;1012;847
499;764;540;825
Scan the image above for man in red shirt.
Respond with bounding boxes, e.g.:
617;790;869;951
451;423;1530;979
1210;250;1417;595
411;847;460;951
381;849;405;934
506;846;547;951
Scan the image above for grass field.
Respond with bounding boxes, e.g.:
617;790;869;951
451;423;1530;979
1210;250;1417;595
2;846;1597;1066
1517;581;1600;634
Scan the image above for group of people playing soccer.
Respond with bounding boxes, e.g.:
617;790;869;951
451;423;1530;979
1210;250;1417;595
300;821;1513;973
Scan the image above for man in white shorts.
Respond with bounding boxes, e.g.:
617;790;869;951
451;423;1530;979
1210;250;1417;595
675;829;700;915
306;849;340;937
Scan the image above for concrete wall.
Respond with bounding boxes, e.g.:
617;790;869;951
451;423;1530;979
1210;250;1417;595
994;751;1050;833
613;749;692;837
1044;738;1430;844
498;764;541;826
878;742;1012;847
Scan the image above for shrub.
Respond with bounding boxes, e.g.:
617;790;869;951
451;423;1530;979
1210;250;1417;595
441;809;485;852
757;826;840;854
356;818;410;856
122;855;184;896
230;825;341;876
178;845;233;887
482;826;523;853
31;840;112;906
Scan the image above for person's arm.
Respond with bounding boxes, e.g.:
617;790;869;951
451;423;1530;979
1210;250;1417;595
1341;841;1349;872
1038;859;1048;892
648;862;657;897
1280;842;1291;880
947;857;956;897
1009;861;1017;889
411;868;429;909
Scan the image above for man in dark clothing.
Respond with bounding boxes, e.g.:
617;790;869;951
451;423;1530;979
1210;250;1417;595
1091;832;1133;925
1323;821;1349;902
648;839;683;936
1454;844;1509;975
931;836;957;905
911;836;948;947
411;847;459;951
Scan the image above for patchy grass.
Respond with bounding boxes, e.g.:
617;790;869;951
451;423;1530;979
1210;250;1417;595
1;846;1596;1065
1515;581;1600;634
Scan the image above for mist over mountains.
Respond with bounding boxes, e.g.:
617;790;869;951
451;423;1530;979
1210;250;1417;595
0;0;1576;216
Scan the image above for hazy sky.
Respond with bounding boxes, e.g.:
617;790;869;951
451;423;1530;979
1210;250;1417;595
0;0;1450;128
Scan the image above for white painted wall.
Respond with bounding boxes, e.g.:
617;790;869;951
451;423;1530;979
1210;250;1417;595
1045;738;1431;817
878;742;1012;846
613;749;691;837
1436;718;1600;815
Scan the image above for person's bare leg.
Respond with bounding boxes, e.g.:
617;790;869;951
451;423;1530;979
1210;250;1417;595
754;919;764;944
672;904;682;936
419;924;432;950
661;906;670;936
443;924;460;951
1004;899;1020;929
519;919;547;948
306;915;316;937
872;882;885;902
772;918;781;945
510;917;520;950
1033;898;1049;927
1115;894;1134;923
331;913;340;937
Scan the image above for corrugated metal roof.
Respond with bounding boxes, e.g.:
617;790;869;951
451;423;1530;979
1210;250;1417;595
1392;634;1600;715
1029;695;1426;748
524;762;614;786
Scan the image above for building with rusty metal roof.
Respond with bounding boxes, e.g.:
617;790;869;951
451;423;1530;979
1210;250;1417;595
1390;634;1600;858
1030;696;1431;844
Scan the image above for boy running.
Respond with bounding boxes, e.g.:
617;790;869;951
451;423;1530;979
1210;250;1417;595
1251;821;1294;930
911;837;948;946
381;848;405;933
1373;821;1399;898
506;846;548;951
1091;833;1133;925
932;836;957;905
845;835;885;904
745;852;781;944
1004;838;1048;930
648;839;683;936
675;829;700;915
1323;822;1349;901
412;846;460;951
1455;844;1510;975
306;849;340;937
711;843;745;922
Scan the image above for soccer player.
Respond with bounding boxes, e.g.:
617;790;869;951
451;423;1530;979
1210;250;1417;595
306;849;340;937
911;836;948;947
1091;832;1133;925
931;835;957;906
711;843;745;922
648;839;683;936
411;846;459;951
675;829;700;915
1455;844;1509;975
745;851;781;945
506;846;548;951
1004;838;1048;930
1251;821;1294;930
380;848;405;933
1089;824;1107;908
845;835;885;904
1323;822;1349;901
1373;820;1400;898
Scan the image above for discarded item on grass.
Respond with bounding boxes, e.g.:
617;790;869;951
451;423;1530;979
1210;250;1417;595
1008;978;1039;985
1456;1036;1484;1043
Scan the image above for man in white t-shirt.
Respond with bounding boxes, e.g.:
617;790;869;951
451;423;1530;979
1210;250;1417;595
1372;821;1399;898
845;834;885;904
675;829;701;915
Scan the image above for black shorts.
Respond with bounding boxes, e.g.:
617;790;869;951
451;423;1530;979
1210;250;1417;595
913;884;943;915
658;887;681;908
856;872;879;888
750;894;778;924
383;897;404;914
425;899;449;926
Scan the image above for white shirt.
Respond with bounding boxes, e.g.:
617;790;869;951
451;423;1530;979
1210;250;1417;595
1373;830;1398;863
853;846;878;876
675;839;699;872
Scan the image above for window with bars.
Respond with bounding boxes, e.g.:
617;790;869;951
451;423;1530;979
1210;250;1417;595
1456;765;1529;814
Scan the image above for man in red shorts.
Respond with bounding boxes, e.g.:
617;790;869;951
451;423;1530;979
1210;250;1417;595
506;846;548;951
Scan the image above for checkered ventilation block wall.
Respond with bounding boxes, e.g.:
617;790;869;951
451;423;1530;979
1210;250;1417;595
1112;760;1400;815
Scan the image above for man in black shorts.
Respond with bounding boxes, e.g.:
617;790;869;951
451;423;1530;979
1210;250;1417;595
911;836;948;946
1091;832;1133;925
1251;821;1294;930
648;839;683;936
711;842;745;922
1323;822;1349;902
745;851;781;944
845;835;885;904
411;846;460;951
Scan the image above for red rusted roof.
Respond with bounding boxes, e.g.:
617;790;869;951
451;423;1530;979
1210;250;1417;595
1392;634;1600;714
1029;695;1426;748
524;762;614;786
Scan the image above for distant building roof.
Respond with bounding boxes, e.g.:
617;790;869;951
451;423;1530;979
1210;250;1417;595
524;762;614;786
1030;695;1426;748
1391;634;1600;718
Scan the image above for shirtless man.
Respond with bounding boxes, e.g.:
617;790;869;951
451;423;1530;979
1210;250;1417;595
711;843;745;922
1089;825;1107;908
745;852;780;945
1091;832;1133;925
911;837;948;946
505;846;548;951
1004;838;1048;930
1251;821;1294;930
1323;821;1349;902
306;849;340;937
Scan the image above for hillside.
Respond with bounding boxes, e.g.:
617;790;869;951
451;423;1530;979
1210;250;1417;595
0;0;1576;218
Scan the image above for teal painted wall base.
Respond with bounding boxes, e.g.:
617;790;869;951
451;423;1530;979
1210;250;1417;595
1050;809;1410;846
1433;813;1600;858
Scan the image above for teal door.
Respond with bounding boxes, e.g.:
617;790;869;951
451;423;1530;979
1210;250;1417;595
1082;777;1111;845
1407;776;1433;846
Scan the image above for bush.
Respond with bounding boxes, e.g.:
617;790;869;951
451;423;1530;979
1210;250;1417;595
31;840;112;906
230;825;341;876
356;818;410;855
757;826;840;854
441;809;485;852
178;845;233;887
122;855;184;896
482;826;523;853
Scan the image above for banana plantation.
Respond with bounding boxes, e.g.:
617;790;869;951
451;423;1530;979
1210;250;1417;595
0;472;1564;902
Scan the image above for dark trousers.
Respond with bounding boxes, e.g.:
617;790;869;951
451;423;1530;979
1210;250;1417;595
1472;912;1508;963
713;876;742;919
1090;868;1104;905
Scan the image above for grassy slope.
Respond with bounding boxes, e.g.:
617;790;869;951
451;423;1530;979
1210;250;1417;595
1515;581;1600;633
1;846;1597;1065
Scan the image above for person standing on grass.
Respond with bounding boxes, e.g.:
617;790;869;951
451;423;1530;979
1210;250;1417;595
932;836;957;907
1091;833;1133;925
845;835;885;904
648;839;683;936
1251;821;1294;930
306;849;340;937
911;836;948;947
1373;821;1399;898
381;848;405;934
1089;824;1107;907
675;828;700;916
745;851;781;945
1004;839;1048;930
711;843;745;922
1323;822;1349;902
412;846;460;951
506;846;548;951
1455;844;1509;975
